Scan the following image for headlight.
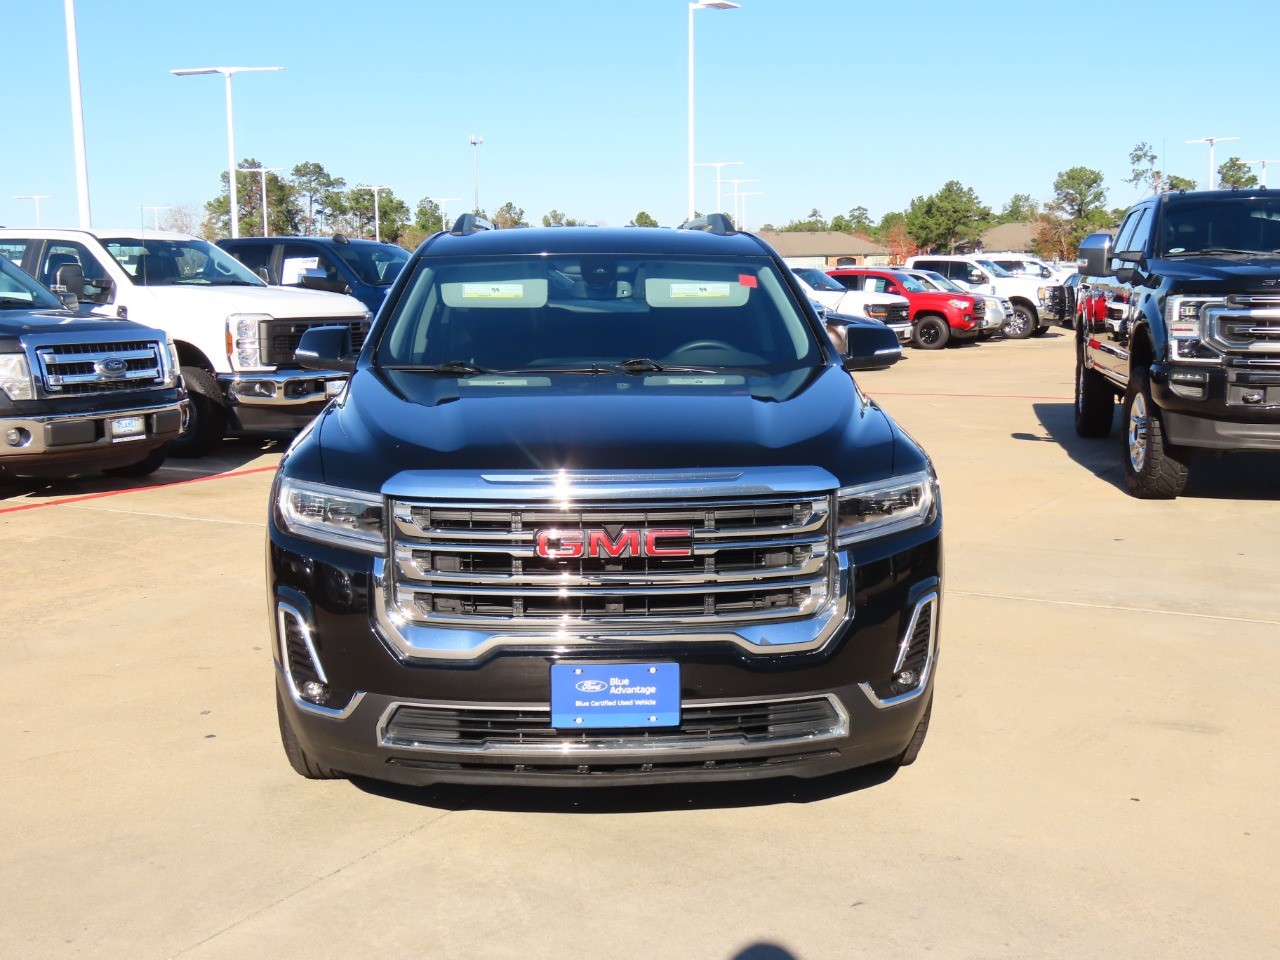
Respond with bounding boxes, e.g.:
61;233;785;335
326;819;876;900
0;353;35;401
226;312;272;369
1037;286;1050;302
164;339;180;387
947;298;969;310
277;477;384;553
864;303;888;319
837;469;938;546
1165;295;1222;362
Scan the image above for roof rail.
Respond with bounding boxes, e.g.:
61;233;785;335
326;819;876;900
678;212;737;236
450;213;495;236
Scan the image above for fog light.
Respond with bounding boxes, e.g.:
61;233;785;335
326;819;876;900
1169;369;1208;401
300;680;329;704
894;669;919;688
5;427;31;447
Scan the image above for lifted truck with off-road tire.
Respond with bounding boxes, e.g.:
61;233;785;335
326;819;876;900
1074;189;1280;498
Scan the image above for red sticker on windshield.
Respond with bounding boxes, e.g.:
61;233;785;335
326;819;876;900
738;274;757;288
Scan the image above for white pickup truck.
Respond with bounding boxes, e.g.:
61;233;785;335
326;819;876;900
0;228;369;454
788;265;913;343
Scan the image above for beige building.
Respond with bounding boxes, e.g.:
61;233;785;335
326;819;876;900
755;231;892;267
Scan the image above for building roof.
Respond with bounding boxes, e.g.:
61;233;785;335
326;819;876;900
754;231;891;258
977;221;1037;252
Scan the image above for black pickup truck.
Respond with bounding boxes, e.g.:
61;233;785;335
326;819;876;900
267;215;942;788
0;254;186;480
1074;189;1280;498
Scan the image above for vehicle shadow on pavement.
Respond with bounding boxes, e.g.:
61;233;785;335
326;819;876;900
350;764;898;813
1029;401;1280;500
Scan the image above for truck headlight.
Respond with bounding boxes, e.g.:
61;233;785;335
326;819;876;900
1037;286;1050;303
1166;296;1222;362
164;339;180;387
864;304;888;320
837;469;938;546
277;477;384;553
226;312;272;369
0;353;36;401
947;298;969;310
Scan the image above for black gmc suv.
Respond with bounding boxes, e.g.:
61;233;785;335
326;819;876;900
1;254;185;479
268;215;942;787
1075;190;1280;497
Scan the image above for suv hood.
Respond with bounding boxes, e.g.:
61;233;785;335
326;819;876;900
132;284;367;319
0;307;158;347
1151;255;1280;289
308;365;899;493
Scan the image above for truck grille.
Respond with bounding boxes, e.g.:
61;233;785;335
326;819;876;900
885;304;910;325
380;695;847;753
972;298;985;317
388;494;833;628
33;339;165;395
261;318;370;367
1208;297;1280;354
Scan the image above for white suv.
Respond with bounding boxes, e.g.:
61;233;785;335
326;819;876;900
788;266;913;343
981;252;1076;283
0;228;369;455
903;254;1063;338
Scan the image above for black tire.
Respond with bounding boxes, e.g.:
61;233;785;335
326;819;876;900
171;366;227;458
1074;341;1114;438
1121;367;1190;499
1003;304;1036;339
102;443;170;478
912;315;951;350
276;687;343;780
893;695;932;767
1031;324;1052;337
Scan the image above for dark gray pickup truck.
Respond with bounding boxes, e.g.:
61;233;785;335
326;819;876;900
0;254;186;480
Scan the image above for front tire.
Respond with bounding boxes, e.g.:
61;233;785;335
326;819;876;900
912;315;951;350
277;688;344;780
1003;304;1036;339
892;695;932;767
1121;367;1190;499
172;366;227;458
1074;342;1114;438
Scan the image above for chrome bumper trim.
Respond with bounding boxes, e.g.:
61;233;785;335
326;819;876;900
0;399;187;458
859;591;939;708
220;369;348;407
275;600;365;719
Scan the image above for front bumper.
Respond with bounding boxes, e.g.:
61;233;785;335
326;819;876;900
219;369;348;408
887;322;913;344
0;398;187;473
1152;364;1280;450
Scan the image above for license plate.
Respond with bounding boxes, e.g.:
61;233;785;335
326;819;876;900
550;662;680;729
109;416;146;441
324;379;346;397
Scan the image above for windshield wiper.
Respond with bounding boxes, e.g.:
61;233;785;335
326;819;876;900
382;361;491;375
1165;247;1266;257
0;297;41;308
616;358;719;375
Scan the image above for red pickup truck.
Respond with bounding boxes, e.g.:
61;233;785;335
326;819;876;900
827;267;991;349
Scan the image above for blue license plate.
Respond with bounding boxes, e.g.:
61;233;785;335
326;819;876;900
550;662;680;729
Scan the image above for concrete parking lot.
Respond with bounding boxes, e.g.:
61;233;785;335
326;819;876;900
2;329;1277;960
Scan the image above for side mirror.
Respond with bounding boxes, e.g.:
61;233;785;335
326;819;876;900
967;271;986;284
256;266;272;284
295;325;357;373
59;292;79;310
297;267;351;295
842;321;903;371
1113;249;1146;286
84;274;113;302
55;262;87;300
1078;232;1114;278
1041;267;1052;278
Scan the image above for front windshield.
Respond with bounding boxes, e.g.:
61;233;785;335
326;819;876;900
1157;193;1280;256
791;267;846;292
975;259;1012;278
889;272;927;293
0;255;61;308
378;254;821;375
333;243;410;286
102;237;264;287
907;269;963;293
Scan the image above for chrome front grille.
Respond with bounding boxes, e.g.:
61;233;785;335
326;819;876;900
262;318;370;367
1207;297;1280;354
388;494;834;629
885;304;910;324
33;339;164;395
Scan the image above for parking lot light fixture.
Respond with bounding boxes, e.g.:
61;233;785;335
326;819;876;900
140;205;172;231
171;66;283;239
723;178;758;229
368;185;391;242
469;136;484;215
688;2;740;220
1185;136;1239;189
1243;159;1280;188
433;198;462;233
738;190;763;232
63;0;91;228
239;165;284;237
694;161;743;216
14;195;53;227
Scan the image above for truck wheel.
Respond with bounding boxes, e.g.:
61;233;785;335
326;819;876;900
172;366;227;458
102;443;170;478
892;695;932;767
276;688;343;780
1031;324;1052;337
1074;342;1114;438
1122;367;1190;499
912;316;950;350
1003;304;1036;339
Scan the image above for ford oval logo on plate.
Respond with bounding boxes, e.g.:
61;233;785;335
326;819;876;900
96;357;129;378
575;679;608;693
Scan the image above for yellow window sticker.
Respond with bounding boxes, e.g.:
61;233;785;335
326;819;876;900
669;282;732;299
462;282;526;299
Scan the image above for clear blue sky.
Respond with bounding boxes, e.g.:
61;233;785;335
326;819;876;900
4;0;1276;233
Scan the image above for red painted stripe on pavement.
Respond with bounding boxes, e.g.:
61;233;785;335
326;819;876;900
0;464;279;516
870;390;1071;401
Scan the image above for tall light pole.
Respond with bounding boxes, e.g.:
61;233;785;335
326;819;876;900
737;190;763;232
14;195;53;227
368;185;391;242
239;165;283;237
140;205;172;230
724;177;758;229
171;66;283;238
433;197;462;232
1186;136;1238;189
63;0;91;227
1244;159;1280;188
687;1;740;221
469;135;484;214
694;160;743;215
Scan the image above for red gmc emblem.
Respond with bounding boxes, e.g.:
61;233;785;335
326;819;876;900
534;528;692;560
